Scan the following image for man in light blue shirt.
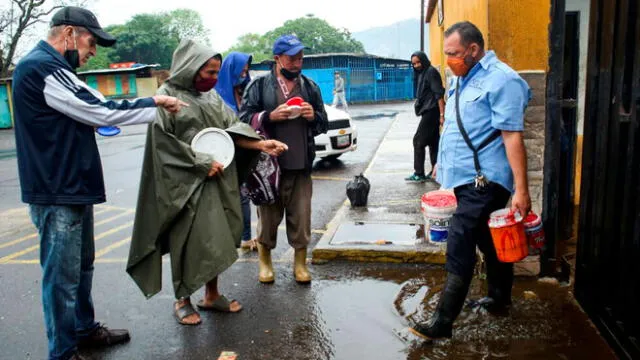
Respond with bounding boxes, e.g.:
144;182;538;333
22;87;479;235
409;21;532;341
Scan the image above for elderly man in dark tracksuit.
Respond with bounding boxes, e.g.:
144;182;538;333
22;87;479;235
12;7;186;360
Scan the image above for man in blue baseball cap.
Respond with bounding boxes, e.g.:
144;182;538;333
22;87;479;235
239;34;328;285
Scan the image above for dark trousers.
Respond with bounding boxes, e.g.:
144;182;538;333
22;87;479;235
413;107;440;175
445;183;513;298
240;190;251;241
257;170;312;250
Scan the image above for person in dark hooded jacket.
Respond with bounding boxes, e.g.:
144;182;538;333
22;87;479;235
215;52;257;251
405;51;445;182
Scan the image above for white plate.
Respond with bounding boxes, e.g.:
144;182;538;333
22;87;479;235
190;128;235;169
288;105;301;119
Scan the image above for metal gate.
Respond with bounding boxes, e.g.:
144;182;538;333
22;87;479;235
574;0;640;359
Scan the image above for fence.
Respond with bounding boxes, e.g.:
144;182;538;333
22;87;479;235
252;54;414;104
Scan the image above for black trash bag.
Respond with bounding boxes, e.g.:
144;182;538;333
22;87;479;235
346;173;370;207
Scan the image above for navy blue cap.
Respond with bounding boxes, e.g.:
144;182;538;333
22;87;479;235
51;7;116;47
273;34;306;56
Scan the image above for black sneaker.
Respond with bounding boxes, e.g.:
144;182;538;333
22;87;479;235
78;324;130;348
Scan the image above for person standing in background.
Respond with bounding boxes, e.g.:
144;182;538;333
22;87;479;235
405;51;445;182
215;51;257;251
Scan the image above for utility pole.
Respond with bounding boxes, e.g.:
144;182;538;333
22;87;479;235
420;0;425;51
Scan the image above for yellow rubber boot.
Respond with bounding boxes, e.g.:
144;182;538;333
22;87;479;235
294;248;311;284
257;242;274;283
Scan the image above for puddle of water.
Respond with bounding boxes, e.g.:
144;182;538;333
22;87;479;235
330;222;423;246
310;265;616;360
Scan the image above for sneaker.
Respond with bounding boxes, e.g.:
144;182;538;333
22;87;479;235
405;173;428;182
77;324;130;348
425;170;433;180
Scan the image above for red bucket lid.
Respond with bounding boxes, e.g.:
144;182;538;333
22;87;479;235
422;190;457;208
524;212;542;227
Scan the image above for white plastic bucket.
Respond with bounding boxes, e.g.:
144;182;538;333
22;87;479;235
421;190;457;244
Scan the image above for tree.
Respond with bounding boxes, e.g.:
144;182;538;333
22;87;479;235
80;8;209;71
165;9;209;46
266;16;364;54
226;33;271;63
1;0;85;77
226;15;365;62
109;14;178;68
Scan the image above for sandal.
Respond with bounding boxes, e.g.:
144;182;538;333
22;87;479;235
196;295;243;313
174;300;201;325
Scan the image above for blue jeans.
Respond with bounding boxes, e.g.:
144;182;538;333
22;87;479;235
29;205;99;360
240;188;252;241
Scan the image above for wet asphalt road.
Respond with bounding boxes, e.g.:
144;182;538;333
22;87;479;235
0;103;616;360
0;104;398;359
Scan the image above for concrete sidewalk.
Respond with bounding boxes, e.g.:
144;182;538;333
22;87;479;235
313;104;447;264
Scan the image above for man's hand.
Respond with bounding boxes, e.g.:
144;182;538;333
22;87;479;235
301;102;314;121
207;161;224;178
153;95;189;113
511;190;531;218
269;104;292;122
502;130;530;217
260;139;288;157
431;163;437;178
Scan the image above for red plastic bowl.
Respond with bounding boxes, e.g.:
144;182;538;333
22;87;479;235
286;96;303;106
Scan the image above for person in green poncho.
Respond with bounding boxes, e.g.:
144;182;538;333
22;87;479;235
126;39;287;326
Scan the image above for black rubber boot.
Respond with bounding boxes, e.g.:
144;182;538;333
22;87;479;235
409;273;470;340
468;261;513;315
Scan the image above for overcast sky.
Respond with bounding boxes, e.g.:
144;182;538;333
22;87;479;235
91;0;422;51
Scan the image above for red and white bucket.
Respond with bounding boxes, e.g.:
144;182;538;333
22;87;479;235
488;209;528;263
421;190;457;244
523;212;545;255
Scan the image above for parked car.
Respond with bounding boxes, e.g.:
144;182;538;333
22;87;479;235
315;105;358;160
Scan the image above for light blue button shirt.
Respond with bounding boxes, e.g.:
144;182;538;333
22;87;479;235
436;51;531;192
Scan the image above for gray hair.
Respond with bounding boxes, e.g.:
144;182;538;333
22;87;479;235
48;25;89;39
444;21;485;50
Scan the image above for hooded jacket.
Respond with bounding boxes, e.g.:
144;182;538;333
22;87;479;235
412;51;445;116
238;68;328;170
215;52;252;113
126;39;261;299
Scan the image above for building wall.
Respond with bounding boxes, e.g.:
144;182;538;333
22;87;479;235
428;0;489;73
135;77;159;98
488;0;550;71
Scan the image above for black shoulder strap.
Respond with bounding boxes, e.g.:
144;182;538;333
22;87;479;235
454;78;501;178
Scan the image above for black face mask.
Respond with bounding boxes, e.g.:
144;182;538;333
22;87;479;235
279;62;300;80
64;34;80;69
64;50;80;69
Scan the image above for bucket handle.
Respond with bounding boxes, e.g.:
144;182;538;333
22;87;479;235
507;209;525;223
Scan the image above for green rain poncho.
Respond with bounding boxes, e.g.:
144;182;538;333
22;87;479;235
126;39;261;299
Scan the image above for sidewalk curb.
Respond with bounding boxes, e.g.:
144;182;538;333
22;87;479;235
312;113;447;264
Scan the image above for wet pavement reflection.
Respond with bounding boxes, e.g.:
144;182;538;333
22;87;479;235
308;263;616;360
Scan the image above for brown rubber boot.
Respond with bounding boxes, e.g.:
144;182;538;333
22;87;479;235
257;242;274;283
294;248;311;284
